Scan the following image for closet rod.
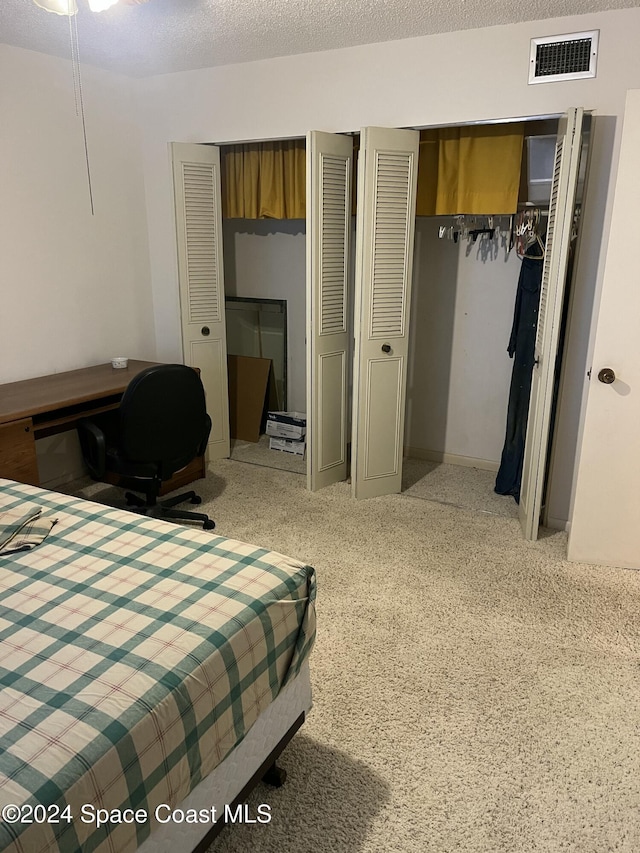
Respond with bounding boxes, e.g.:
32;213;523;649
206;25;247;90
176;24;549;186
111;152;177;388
408;112;564;132
517;204;549;215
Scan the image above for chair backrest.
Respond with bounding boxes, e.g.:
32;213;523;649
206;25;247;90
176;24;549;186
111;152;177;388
118;364;209;478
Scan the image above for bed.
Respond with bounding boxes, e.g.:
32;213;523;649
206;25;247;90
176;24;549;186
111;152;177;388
0;478;316;853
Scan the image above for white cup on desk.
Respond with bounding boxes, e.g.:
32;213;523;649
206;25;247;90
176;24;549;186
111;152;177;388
111;357;129;369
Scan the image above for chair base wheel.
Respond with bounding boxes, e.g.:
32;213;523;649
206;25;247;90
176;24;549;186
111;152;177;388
121;488;214;531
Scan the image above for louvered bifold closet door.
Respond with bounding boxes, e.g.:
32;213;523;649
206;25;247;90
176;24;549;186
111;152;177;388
306;131;353;491
351;127;419;499
171;142;230;460
519;108;584;540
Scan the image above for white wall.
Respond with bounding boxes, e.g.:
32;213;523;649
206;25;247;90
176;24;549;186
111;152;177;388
1;44;155;484
222;220;306;412
1;44;155;384
137;8;640;525
406;219;522;466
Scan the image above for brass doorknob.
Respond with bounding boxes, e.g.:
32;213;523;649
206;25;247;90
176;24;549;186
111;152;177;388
597;368;616;384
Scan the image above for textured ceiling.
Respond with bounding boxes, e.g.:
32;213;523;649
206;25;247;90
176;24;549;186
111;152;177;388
0;0;637;77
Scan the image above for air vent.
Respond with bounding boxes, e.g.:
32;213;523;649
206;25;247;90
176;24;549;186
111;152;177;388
529;31;599;84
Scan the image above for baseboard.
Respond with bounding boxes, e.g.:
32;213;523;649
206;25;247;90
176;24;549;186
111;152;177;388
545;516;569;532
404;447;499;473
41;471;84;491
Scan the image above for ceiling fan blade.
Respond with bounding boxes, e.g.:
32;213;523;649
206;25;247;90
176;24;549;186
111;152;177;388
33;0;79;14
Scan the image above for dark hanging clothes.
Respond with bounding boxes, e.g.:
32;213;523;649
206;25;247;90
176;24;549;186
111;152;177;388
495;252;544;503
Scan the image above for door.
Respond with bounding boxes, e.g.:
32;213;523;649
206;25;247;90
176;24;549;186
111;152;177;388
351;127;420;499
306;131;353;490
171;142;230;460
568;90;640;568
519;108;584;539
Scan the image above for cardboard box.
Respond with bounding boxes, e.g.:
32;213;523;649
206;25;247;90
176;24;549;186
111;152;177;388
269;437;306;456
266;411;307;440
228;356;278;442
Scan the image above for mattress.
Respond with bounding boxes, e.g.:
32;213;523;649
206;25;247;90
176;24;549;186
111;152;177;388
0;479;316;853
139;660;312;853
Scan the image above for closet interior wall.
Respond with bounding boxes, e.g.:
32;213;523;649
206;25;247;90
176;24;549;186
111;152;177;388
222;218;307;414
404;119;560;484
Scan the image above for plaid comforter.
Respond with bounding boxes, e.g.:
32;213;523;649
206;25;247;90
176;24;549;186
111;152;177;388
0;479;315;853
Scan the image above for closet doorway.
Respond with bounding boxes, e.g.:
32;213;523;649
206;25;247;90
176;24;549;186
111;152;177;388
350;110;589;540
220;132;356;488
403;118;562;520
171;135;354;484
171;110;589;540
219;139;308;474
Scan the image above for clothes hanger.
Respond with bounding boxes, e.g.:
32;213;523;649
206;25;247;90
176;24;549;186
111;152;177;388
522;209;545;259
514;207;545;258
523;232;545;259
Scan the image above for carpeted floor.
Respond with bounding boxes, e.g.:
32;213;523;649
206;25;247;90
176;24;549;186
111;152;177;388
228;438;517;519
401;457;519;518
66;461;640;853
229;435;306;474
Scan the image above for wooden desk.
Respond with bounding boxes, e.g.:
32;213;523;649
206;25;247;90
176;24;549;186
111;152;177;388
0;361;206;493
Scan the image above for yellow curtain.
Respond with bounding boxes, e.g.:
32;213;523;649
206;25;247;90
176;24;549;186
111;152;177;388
416;124;524;216
222;140;306;219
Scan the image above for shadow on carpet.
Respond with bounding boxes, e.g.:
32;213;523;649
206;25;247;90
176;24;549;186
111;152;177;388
211;733;390;853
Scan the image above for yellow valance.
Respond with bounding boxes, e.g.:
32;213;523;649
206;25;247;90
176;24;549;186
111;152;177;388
221;126;523;220
416;124;524;216
222;140;306;219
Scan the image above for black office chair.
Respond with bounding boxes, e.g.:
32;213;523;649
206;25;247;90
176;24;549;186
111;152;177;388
77;364;215;530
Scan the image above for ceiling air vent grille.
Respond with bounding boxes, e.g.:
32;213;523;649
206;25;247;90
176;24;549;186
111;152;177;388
529;31;599;84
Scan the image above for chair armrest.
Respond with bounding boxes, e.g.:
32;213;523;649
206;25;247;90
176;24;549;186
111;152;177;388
77;418;107;480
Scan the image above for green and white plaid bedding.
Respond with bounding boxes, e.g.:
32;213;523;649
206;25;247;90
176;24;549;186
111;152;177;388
0;479;315;853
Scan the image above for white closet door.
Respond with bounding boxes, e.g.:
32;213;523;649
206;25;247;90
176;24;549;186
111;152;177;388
568;90;640;568
306;131;353;491
351;127;420;499
519;108;584;539
171;142;230;460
